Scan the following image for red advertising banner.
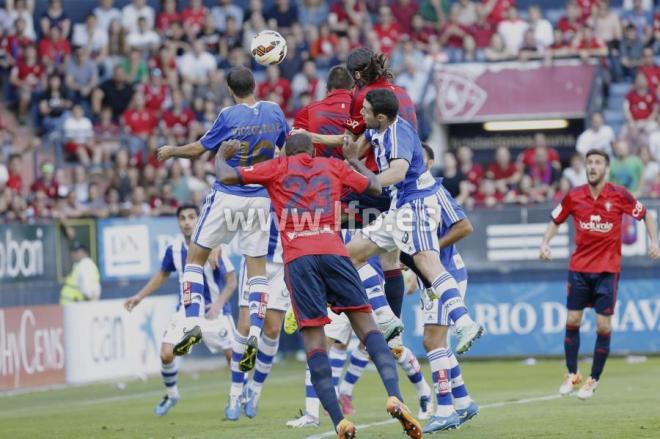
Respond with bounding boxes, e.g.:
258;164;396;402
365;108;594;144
432;61;596;123
0;305;66;391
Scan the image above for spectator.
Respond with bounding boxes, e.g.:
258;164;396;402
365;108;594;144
518;29;542;61
199;14;221;54
572;26;607;62
182;0;207;35
60;242;101;303
4;17;33;64
9;44;44;122
299;0;330;28
151;182;179;216
65;46;99;106
258;65;292;112
455;0;477;27
211;0;244;33
553;176;572;203
127;16;160;52
484;33;513;62
122;0;155;34
83;181;109;217
169;159;191;204
328;0;367;33
72;14;109;61
121;47;149;84
395;55;427;106
6;0;36;40
623;72;658;147
471;178;503;208
438;5;470;62
557;1;583;44
127;186;151;218
38;25;71;73
292;60;325;105
151;44;178;87
409;13;437;50
576;111;615;157
122;92;157;157
486;145;520;195
162;89;197;145
638;47;660;92
265;0;299;31
620;23;644;81
92;65;135;120
104;185;122;216
140;68;170;115
71;165;90;205
457;145;483;191
497;6;528;55
38;74;72;134
528;5;553;50
310;23;340;66
94;0;122;33
589;0;622;79
482;0;513;25
156;0;181;37
177;39;217;99
610;140;644;194
94;106;122;160
649;113;660;162
545;27;574;62
439;150;470;204
40;0;71;39
621;0;653;43
562;153;588;187
30;161;59;200
525;145;560;200
104;18;128;78
640;146;660;196
63;104;99;166
26;188;54;219
469;5;496;54
519;133;561;170
6;153;24;194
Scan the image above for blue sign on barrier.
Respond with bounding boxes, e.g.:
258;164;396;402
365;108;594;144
97;218;181;280
401;278;660;358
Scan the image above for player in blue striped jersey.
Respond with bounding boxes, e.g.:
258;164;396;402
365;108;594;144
124;205;237;417
157;66;289;374
226;217;291;421
399;145;480;432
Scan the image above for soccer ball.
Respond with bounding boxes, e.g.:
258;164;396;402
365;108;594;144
251;30;287;65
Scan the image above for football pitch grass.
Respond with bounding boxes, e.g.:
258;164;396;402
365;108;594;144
2;357;659;438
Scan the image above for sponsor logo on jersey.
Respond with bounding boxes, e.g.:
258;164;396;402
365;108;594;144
579;215;613;233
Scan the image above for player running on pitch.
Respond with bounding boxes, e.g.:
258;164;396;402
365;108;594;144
157;66;289;372
124;205;237;416
216;133;422;439
539;149;659;399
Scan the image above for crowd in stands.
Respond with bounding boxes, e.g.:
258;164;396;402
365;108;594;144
0;0;659;223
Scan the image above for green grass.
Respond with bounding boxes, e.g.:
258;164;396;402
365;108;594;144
1;357;659;438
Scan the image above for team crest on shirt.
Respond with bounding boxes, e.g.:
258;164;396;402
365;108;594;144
605;201;612;212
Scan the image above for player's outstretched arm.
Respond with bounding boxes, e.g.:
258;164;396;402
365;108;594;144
643;212;660;259
438;218;474;250
290;128;345;147
215;140;242;185
539;221;560;261
343;134;382;196
157;141;205;161
124;271;170;312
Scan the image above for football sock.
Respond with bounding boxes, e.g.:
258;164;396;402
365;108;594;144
384;269;404;318
363;330;402;401
431;273;470;326
329;345;347;392
359;265;397;326
230;334;247;397
250;333;279;396
591;330;611;380
307;349;343;427
428;347;455;417
339;346;369;397
161;359;179;399
448;350;471;410
397;346;431;399
247;276;268;339
564;324;580;374
304;366;321;418
181;264;204;317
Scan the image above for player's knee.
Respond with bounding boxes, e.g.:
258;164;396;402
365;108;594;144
263;320;281;340
566;312;582;327
161;346;175;364
596;319;612;334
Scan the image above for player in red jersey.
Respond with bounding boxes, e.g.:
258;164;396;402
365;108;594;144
539;149;659;400
293;65;354;159
215;133;422;439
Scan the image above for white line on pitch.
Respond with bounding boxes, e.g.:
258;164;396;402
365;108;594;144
304;394;562;439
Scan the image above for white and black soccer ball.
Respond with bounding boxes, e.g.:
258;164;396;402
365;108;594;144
251;30;288;65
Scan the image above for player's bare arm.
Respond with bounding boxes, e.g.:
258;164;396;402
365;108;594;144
438;218;474;250
215;139;242;185
206;271;238;319
642;212;660;259
124;271;170;311
539;221;560;261
157;141;205;161
377;158;409;187
343;134;382;196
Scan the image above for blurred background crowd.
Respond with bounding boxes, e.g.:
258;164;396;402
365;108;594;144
1;0;660;223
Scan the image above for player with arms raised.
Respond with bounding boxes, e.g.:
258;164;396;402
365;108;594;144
540;149;660;399
157;66;289;372
216;133;422;439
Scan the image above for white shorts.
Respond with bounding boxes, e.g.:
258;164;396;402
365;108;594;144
422;279;468;326
324;309;353;345
193;189;271;257
162;310;235;353
238;260;290;312
359;193;442;256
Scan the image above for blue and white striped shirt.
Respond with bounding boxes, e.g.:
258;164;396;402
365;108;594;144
436;182;468;284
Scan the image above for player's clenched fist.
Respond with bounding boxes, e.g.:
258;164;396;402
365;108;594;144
157;145;176;162
342;133;359;161
539;243;552;261
218;139;241;160
649;243;660;260
124;295;141;312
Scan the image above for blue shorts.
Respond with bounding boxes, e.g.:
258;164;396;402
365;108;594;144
341;191;391;228
567;271;619;316
284;255;371;328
